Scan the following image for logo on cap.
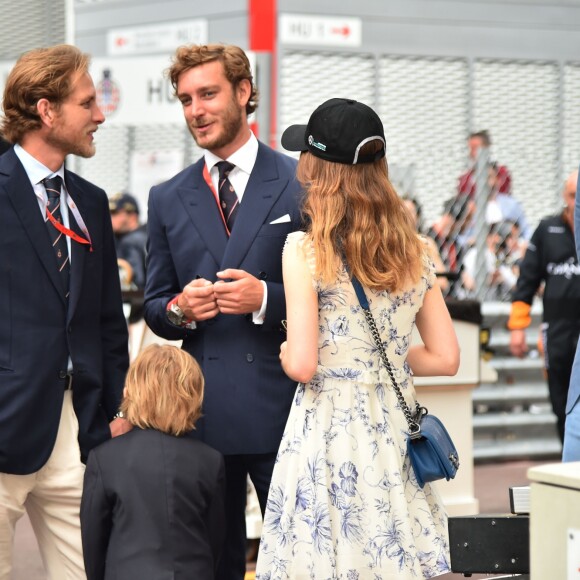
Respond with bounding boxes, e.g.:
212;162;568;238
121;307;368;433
308;135;327;152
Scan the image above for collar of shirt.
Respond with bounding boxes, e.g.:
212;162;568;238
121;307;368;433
204;131;259;202
14;144;67;217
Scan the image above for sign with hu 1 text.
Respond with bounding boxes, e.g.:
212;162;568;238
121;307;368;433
279;14;362;47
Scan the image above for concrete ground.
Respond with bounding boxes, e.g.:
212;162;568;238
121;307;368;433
13;459;547;579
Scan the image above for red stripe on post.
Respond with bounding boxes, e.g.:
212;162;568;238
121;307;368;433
249;0;276;51
249;0;277;148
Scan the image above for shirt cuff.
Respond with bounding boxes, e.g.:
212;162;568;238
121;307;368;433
252;281;267;325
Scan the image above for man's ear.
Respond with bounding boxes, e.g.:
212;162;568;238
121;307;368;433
36;98;56;127
236;79;251;109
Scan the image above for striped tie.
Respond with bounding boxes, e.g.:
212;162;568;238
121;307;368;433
43;175;70;297
216;161;239;233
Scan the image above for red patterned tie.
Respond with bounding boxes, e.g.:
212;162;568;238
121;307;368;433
216;161;239;232
43;175;70;297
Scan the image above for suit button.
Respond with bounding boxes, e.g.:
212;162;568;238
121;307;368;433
59;370;67;379
246;354;254;363
258;271;267;280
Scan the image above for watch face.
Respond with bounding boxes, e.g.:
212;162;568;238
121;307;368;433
167;305;184;325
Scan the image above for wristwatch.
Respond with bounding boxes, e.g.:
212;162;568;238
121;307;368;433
167;301;187;326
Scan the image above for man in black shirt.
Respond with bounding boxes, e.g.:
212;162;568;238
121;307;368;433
508;171;580;443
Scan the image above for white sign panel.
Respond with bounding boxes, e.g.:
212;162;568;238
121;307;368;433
279;14;362;47
129;150;184;221
90;56;181;125
108;19;208;56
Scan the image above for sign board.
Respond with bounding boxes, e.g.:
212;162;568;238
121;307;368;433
108;19;208;56
129;150;184;221
279;14;362;47
2;51;255;127
91;56;180;125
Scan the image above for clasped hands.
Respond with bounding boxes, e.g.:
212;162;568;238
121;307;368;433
178;268;264;321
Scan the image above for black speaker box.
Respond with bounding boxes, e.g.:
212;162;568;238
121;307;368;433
448;514;529;575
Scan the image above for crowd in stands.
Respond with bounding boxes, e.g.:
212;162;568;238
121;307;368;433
409;129;535;302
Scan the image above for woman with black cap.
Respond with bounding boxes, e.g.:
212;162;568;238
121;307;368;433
255;98;460;579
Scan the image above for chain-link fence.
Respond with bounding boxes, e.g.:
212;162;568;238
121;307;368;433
407;147;554;303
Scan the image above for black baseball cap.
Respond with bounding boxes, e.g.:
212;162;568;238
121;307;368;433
281;98;386;165
109;192;140;214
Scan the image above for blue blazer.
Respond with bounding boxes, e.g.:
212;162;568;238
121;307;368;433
0;148;129;474
144;143;303;455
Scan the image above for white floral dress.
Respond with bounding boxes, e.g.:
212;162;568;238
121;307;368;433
255;231;451;580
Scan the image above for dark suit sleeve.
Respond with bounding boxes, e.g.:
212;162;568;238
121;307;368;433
263;279;287;331
80;451;112;580
143;184;191;340
208;455;227;572
98;193;130;417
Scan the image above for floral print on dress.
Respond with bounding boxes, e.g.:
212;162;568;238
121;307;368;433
257;231;449;579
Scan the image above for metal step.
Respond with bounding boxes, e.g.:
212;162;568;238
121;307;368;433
475;300;555;463
487;357;544;371
473;412;556;429
487;328;540;348
473;383;549;404
481;300;543;318
474;438;562;461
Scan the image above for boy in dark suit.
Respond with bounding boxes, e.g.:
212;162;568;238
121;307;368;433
80;344;225;580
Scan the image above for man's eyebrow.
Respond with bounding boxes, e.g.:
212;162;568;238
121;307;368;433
178;84;221;97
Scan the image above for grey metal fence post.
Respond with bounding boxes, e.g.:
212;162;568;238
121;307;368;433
474;147;490;301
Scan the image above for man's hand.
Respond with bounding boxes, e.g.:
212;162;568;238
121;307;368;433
180;278;219;321
110;417;133;438
213;269;264;315
509;329;528;358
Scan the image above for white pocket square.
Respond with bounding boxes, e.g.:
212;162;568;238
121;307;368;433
269;214;291;224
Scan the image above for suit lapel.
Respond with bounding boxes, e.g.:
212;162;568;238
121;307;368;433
64;172;87;320
1;151;67;305
221;143;286;269
177;160;228;267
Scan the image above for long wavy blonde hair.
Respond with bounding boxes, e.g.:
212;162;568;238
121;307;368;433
298;141;424;292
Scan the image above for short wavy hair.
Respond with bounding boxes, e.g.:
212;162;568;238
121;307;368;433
120;344;205;436
1;44;90;144
168;43;258;115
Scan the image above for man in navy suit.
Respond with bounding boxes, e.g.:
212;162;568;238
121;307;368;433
563;168;580;461
144;44;302;579
0;45;130;579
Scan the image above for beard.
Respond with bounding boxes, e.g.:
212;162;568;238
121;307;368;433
47;122;96;159
189;97;244;152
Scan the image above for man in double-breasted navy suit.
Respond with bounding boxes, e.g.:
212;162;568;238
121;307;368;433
0;45;130;579
144;44;302;579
